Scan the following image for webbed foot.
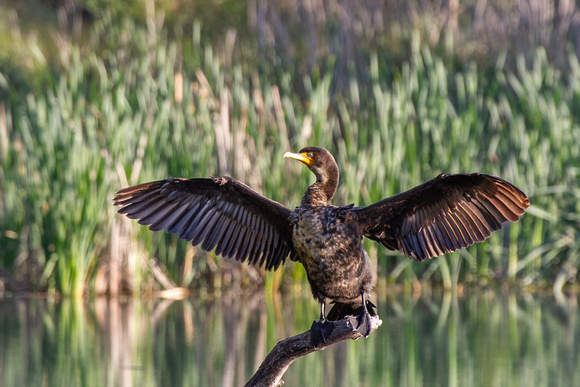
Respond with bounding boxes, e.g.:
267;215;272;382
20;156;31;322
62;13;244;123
355;308;372;338
310;318;335;347
353;293;374;337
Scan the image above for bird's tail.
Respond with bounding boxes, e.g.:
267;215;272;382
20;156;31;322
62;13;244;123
327;298;377;321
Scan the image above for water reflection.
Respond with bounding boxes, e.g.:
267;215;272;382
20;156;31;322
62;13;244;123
0;290;578;386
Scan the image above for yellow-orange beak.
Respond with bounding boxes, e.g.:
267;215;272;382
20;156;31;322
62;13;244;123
284;151;314;167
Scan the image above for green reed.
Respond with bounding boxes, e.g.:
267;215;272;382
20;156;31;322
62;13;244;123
0;15;577;296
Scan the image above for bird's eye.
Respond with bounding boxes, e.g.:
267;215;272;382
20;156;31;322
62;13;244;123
308;153;313;158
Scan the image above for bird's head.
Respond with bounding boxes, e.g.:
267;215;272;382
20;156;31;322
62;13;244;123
284;147;337;176
284;146;339;203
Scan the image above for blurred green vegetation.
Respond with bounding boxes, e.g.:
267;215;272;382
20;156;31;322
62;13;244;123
0;1;578;297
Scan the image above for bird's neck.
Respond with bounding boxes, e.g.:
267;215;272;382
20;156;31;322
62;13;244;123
301;176;338;207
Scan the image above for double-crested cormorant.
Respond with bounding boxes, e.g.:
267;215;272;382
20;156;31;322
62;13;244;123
113;146;529;344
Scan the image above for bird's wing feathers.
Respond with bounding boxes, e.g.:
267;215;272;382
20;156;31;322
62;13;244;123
114;177;296;270
354;173;529;261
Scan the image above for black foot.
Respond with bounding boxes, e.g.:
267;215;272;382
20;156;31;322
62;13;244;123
345;308;372;338
339;295;375;338
310;318;336;347
356;309;372;338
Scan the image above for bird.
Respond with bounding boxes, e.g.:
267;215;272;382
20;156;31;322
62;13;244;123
113;146;529;345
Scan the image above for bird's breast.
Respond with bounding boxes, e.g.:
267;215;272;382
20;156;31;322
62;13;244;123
291;207;355;253
290;206;372;301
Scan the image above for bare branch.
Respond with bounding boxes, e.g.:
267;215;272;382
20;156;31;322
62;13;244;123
245;315;382;387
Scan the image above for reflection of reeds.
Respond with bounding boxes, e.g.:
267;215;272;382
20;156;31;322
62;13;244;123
1;290;579;385
0;12;578;297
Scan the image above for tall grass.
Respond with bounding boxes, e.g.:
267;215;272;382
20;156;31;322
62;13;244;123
0;14;577;296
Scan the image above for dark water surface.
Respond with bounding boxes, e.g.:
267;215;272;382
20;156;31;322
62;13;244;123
1;290;578;387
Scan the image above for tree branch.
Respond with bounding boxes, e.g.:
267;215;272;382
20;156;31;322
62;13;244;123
245;315;383;387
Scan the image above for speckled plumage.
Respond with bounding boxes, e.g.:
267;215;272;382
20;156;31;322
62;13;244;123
290;205;373;305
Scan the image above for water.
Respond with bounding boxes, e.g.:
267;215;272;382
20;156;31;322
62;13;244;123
1;290;578;387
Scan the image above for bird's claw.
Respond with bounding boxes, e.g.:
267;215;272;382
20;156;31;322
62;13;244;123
310;318;335;348
346;309;372;338
356;309;372;337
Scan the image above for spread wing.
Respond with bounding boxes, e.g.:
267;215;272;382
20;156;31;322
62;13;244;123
113;176;296;270
353;173;529;261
